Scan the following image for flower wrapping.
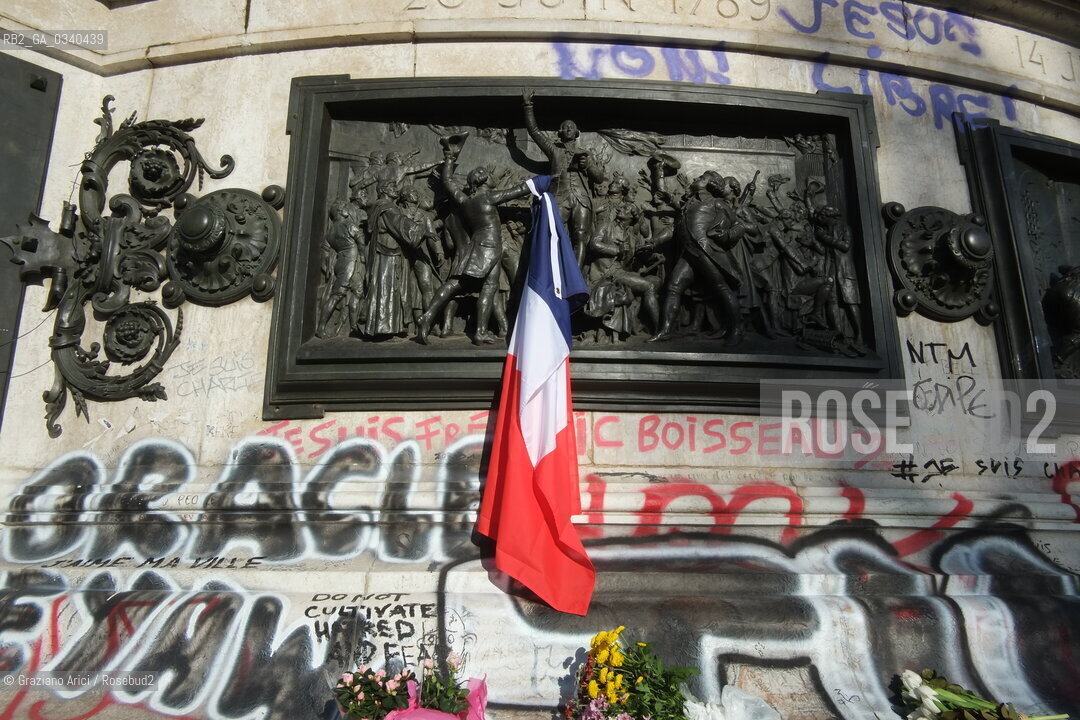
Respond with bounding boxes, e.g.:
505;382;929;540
379;677;488;720
335;658;485;720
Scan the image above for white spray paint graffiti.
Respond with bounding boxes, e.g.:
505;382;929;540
1;435;1078;718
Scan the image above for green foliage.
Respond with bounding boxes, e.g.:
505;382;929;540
899;668;1069;720
619;642;698;720
335;659;470;720
335;667;415;720
566;627;698;720
420;661;469;716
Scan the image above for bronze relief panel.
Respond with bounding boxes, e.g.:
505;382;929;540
265;77;902;417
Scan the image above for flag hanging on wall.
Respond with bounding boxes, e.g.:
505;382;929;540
476;175;595;616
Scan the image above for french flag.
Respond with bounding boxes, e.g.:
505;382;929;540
476;175;595;616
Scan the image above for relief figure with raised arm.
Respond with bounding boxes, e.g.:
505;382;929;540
416;136;531;345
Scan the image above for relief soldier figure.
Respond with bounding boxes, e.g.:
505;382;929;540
754;206;810;337
348;152;385;207
492;217;528;339
584;201;663;340
523;89;606;266
1044;265;1080;376
398;185;445;327
716;174;776;338
416;139;531;345
643;152;682;249
650;171;753;346
379;150;441;194
317;200;365;338
813;205;865;352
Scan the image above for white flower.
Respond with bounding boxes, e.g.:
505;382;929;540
901;670;924;693
916;685;940;706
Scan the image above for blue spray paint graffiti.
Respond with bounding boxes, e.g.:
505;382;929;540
776;0;980;58
812;57;1018;129
552;43;1015;132
554;43;731;84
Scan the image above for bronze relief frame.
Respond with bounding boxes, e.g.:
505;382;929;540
264;76;902;419
956;118;1080;429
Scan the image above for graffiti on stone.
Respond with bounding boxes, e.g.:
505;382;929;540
0;432;1077;718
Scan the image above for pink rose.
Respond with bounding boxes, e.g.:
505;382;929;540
340;673;354;685
386;679;399;692
447;652;462;670
422;658;435;670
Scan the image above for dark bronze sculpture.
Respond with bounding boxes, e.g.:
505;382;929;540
363;180;441;338
305;88;876;357
1043;266;1080;378
813;205;864;351
268;77;902;417
650;171;749;345
584;198;662;341
955;117;1079;392
416;139;531;345
163;186;281;307
0;96;283;436
882;202;997;324
316;200;364;338
522;90;604;267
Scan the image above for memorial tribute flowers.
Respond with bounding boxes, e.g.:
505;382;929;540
336;654;486;720
899;669;1068;720
565;626;698;720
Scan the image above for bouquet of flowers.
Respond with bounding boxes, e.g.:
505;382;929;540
336;654;487;720
565;626;698;720
899;669;1068;720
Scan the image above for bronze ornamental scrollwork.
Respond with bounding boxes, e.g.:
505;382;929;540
163;187;284;307
266;77;904;417
1;97;284;436
881;202;998;324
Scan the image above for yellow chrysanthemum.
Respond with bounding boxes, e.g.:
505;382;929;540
596;648;609;665
606;683;618;704
610;650;624;667
636;676;644;685
615;674;625;689
614;625;626;634
587;680;599;699
599;667;609;683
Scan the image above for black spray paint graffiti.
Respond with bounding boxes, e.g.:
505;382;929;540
2;436;484;567
0;568;474;720
0;437;484;719
3;524;1078;718
0;570;65;677
6;527;1075;720
464;529;1079;719
305;592;448;671
4;437;1078;719
1;568;351;720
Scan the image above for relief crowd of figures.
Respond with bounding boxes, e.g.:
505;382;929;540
316;92;867;356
